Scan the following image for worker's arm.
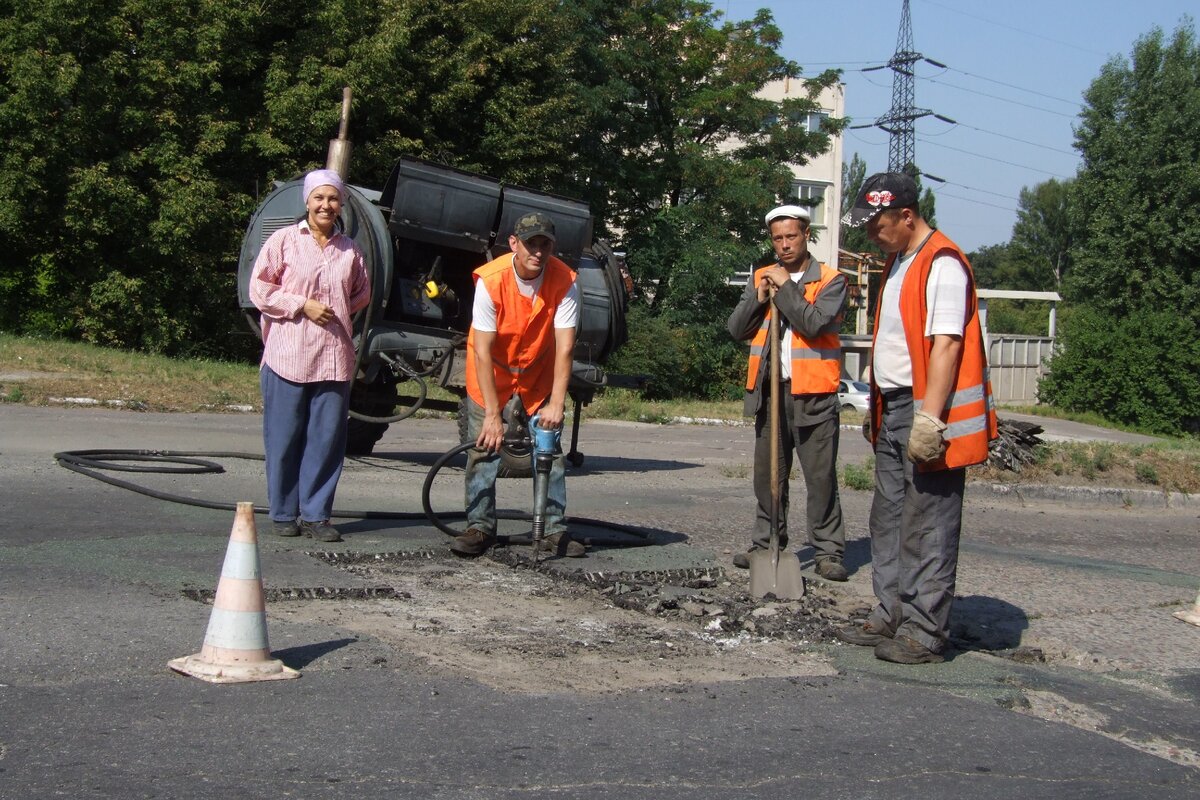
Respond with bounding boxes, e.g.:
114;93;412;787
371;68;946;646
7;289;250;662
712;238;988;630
920;333;963;419
726;272;768;341
472;329;504;452
773;271;847;338
537;326;577;430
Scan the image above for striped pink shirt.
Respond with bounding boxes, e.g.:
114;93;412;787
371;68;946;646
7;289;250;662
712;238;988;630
249;221;371;383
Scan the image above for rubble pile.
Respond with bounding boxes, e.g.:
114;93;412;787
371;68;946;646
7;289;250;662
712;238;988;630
988;417;1045;472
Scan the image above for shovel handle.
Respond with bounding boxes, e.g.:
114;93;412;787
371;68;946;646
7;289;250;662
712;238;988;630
767;288;781;555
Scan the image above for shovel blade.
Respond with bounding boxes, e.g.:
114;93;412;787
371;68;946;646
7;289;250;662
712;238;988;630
748;549;806;600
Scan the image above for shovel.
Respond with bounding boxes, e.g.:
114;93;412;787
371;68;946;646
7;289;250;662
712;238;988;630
749;288;806;600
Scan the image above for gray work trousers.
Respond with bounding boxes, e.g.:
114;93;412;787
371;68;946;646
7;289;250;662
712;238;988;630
867;389;966;653
751;387;846;563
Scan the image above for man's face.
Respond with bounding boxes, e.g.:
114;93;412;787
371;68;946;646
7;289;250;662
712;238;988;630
510;234;554;278
769;218;809;268
865;208;913;255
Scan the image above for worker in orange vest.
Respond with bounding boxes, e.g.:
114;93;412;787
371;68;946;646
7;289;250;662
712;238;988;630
727;204;849;582
452;212;586;558
835;172;998;664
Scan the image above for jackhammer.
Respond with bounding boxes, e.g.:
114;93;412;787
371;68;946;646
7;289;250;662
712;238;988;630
527;412;562;564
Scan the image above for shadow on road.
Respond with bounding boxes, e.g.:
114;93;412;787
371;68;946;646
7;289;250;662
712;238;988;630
951;594;1031;652
274;637;357;669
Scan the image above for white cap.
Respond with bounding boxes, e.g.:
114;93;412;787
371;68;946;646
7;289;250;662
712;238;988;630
764;204;811;226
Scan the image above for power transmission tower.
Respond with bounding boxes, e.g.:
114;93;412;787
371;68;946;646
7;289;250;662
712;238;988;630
854;0;953;175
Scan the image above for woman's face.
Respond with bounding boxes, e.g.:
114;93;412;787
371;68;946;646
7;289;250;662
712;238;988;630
306;185;342;232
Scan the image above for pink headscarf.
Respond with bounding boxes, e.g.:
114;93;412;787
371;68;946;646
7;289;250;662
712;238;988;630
302;169;346;203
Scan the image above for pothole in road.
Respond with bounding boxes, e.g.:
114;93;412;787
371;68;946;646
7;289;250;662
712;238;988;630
271;552;846;693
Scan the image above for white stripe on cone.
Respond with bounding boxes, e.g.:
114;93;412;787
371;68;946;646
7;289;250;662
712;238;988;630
168;502;299;683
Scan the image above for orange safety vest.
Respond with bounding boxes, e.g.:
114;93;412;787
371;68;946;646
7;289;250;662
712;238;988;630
744;262;843;396
466;253;577;414
869;230;998;471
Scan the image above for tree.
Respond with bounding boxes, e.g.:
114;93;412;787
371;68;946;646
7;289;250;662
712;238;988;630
565;1;842;325
0;0;295;354
839;153;874;255
1042;20;1200;432
1010;178;1073;291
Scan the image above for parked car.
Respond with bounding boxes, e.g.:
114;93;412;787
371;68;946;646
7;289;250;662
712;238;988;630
838;379;871;413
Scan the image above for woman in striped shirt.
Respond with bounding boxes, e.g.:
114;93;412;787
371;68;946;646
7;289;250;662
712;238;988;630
249;169;371;543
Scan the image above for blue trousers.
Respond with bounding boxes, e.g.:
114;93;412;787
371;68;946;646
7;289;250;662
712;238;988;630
463;396;567;536
260;365;351;524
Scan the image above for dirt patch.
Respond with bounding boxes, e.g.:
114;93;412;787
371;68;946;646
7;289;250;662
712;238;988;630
273;553;843;693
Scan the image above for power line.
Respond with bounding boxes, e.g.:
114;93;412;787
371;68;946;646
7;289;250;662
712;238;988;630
914;0;1108;57
922;76;1078;118
923;140;1072;178
947;123;1077;157
947;67;1081;107
928;187;1016;214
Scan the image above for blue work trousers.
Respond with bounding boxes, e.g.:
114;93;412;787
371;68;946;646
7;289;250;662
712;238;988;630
463;396;567;536
260;365;351;524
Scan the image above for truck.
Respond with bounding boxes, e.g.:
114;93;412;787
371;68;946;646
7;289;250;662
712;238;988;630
235;155;631;470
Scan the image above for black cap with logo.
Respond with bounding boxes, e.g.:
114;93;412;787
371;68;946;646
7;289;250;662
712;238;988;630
843;172;920;228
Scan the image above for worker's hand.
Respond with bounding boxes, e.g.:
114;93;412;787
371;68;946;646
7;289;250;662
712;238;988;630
302;299;334;325
476;409;504;453
907;410;948;464
761;265;790;289
535;400;565;431
862;414;873;445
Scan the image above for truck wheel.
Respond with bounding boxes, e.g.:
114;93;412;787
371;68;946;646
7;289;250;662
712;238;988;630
345;417;388;456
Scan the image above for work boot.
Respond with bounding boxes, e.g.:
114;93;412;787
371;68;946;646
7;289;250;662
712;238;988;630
451;527;497;557
273;520;301;538
874;635;945;664
537;532;586;558
732;547;761;569
815;558;849;582
300;519;342;543
834;620;892;647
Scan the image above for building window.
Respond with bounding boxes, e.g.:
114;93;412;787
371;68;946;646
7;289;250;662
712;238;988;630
799;111;828;133
791;181;827;219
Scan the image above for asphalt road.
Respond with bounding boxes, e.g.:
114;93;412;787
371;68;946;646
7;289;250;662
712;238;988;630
0;404;1197;799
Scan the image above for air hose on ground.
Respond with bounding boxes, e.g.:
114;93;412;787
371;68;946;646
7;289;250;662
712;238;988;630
54;446;652;548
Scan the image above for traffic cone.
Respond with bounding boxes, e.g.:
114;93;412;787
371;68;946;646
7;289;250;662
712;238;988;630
1174;588;1200;627
169;502;300;683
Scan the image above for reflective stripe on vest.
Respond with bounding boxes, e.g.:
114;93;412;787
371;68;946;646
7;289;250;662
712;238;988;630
743;262;842;395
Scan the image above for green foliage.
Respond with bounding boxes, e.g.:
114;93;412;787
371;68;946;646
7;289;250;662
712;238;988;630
841;458;874;491
1040;306;1200;434
1068;22;1200;319
1045;21;1200;434
982;299;1049;336
839;153;875;257
1010;179;1073;290
0;0;838;393
606;304;744;401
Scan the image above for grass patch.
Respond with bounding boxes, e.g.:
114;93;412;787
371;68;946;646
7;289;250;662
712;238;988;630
841;457;875;491
972;439;1200;494
0;333;262;411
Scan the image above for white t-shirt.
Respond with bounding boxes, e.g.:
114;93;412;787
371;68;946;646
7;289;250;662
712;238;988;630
471;257;580;332
779;270;806;380
873;250;969;390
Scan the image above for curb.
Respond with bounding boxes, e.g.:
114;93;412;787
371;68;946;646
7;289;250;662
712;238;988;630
969;481;1198;509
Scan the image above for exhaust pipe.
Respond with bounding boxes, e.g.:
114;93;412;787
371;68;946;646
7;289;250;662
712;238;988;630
325;86;353;179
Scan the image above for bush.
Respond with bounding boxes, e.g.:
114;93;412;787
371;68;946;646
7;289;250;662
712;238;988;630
607;305;744;401
1039;306;1200;435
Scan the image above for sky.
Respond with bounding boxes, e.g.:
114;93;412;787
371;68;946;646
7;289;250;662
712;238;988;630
718;0;1197;253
